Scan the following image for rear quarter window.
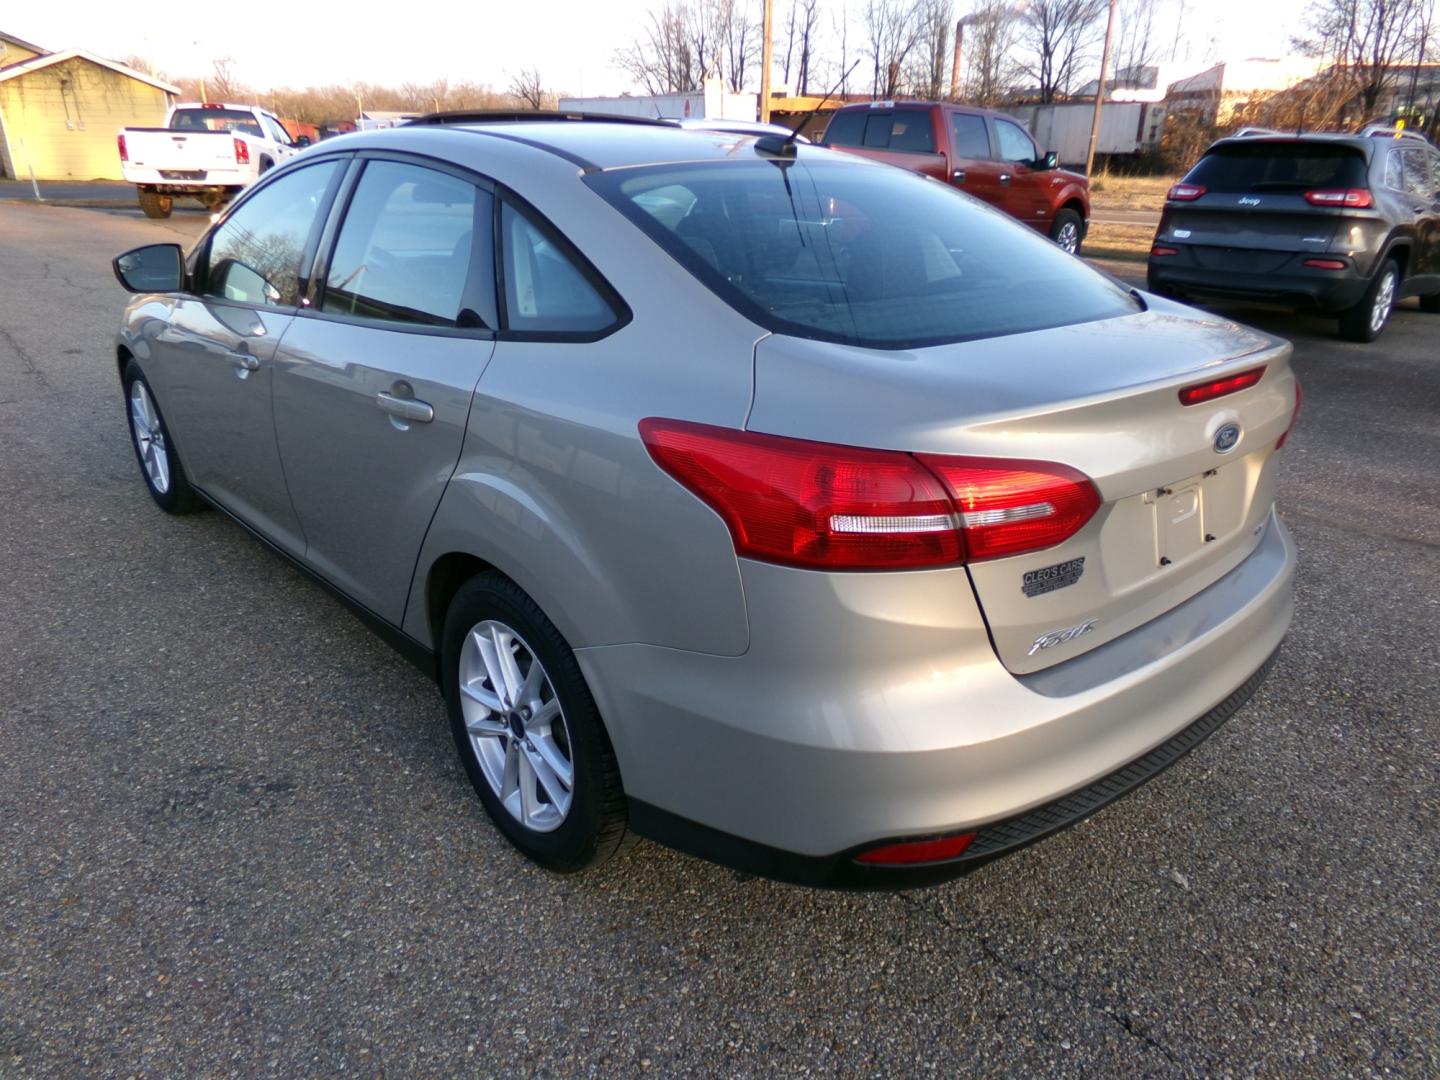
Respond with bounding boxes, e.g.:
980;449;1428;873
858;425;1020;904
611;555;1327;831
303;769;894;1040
1186;143;1369;193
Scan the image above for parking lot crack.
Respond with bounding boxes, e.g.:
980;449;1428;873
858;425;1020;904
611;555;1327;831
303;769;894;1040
897;892;1186;1071
0;324;52;392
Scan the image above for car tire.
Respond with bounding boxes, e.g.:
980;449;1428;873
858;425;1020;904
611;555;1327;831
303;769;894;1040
1049;209;1084;255
137;189;173;220
1419;292;1440;314
441;572;632;872
1338;258;1400;342
122;360;202;514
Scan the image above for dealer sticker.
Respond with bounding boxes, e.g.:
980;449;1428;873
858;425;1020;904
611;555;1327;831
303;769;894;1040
1022;557;1086;598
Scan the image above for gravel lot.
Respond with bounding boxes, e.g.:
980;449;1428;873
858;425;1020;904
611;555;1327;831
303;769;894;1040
1;201;1437;1078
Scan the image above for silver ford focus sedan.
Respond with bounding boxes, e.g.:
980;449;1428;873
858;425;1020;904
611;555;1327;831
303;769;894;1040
111;116;1298;887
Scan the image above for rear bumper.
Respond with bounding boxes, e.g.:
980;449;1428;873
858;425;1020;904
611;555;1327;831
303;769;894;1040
579;509;1296;887
122;166;250;191
1148;250;1369;311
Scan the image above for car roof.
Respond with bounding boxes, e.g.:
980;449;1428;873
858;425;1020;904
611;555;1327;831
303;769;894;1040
399;118;849;172
1206;132;1379;158
830;99;1011;121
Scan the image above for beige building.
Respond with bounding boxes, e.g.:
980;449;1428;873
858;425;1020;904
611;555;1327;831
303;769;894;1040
0;33;178;181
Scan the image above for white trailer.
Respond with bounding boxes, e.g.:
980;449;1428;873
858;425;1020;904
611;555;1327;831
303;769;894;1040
559;78;757;122
1005;102;1168;167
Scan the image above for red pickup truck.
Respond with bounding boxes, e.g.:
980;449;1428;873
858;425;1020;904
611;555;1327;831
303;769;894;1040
820;101;1092;254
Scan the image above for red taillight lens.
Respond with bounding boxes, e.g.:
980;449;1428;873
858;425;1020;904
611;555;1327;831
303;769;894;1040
1151;245;1179;257
233;137;250;164
116;134;128;162
855;833;977;865
1167;183;1205;201
639;420;1101;569
1303;188;1373;208
1276;379;1302;449
639;419;962;570
915;456;1101;562
1302;258;1348;270
1177;365;1266;406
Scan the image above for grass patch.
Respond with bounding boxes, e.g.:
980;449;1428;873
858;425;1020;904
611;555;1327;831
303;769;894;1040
1083;221;1155;262
1090;173;1178;213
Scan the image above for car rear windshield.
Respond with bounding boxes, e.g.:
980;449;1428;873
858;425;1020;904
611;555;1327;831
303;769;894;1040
585;156;1137;349
1185;142;1369;193
170;108;264;138
822;109;935;153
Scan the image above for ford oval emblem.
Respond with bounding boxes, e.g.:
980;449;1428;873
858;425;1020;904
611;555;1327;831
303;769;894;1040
1213;422;1242;454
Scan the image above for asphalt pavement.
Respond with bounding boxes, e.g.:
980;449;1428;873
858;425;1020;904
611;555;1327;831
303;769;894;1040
1;202;1437;1077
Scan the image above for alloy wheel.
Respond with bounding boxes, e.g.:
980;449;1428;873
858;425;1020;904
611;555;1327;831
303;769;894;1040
1370;270;1396;335
1056;221;1080;254
458;620;574;832
129;381;171;494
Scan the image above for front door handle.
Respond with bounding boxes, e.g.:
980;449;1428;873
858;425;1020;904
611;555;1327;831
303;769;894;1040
376;391;434;424
999;173;1012;185
952;169;966;183
226;350;260;372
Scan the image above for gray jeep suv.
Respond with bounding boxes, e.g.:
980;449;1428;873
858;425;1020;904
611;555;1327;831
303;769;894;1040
112;116;1298;887
1148;133;1440;341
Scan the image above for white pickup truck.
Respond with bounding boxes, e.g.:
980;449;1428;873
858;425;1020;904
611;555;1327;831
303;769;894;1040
117;102;311;218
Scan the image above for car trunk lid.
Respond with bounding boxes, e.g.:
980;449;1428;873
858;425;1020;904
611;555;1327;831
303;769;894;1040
748;302;1297;674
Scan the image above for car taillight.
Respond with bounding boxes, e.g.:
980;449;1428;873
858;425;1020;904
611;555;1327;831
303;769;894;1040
639;419;1100;569
916;456;1102;562
855;833;977;865
1177;365;1266;406
116;134;128;162
1276;379;1303;449
1303;188;1373;208
233;137;249;164
1167;183;1205;201
1151;245;1179;257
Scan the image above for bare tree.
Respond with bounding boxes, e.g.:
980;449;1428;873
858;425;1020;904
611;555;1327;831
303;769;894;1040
864;0;923;98
1300;0;1423;114
711;0;760;91
615;4;704;94
507;68;549;109
963;0;1020;104
1019;0;1107;103
782;0;824;93
1111;0;1162;91
912;0;955;99
208;56;242;101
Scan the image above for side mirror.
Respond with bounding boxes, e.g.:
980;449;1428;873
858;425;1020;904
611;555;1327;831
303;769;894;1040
1039;150;1060;171
295;134;312;147
112;244;184;293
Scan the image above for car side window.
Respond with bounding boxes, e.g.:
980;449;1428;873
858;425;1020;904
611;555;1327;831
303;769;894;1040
1402;149;1434;199
949;113;990;159
202;160;339;308
499;200;620;336
994;120;1037;165
1384;150;1405;191
322;160;492;329
263;114;292;145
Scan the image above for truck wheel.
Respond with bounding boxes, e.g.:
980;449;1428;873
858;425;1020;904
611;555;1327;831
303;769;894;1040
1049;209;1084;255
200;192;227;213
137;189;173;220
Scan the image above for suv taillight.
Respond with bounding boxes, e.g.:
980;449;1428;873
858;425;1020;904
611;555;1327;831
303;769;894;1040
117;134;128;162
233;137;250;164
1303;188;1372;208
1167;183;1206;201
639;419;1100;569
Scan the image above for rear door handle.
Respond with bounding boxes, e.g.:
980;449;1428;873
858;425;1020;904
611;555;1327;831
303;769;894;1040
225;350;259;372
376;391;434;424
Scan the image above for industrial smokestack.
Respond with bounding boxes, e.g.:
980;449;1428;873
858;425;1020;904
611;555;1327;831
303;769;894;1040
949;20;965;100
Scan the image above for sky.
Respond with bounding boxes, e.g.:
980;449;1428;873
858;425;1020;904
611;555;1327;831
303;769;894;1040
8;0;1305;100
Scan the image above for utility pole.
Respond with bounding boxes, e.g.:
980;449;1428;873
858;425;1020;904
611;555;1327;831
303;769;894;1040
760;0;774;121
1085;0;1118;176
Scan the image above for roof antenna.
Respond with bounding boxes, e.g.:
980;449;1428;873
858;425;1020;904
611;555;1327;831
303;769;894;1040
755;59;859;161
